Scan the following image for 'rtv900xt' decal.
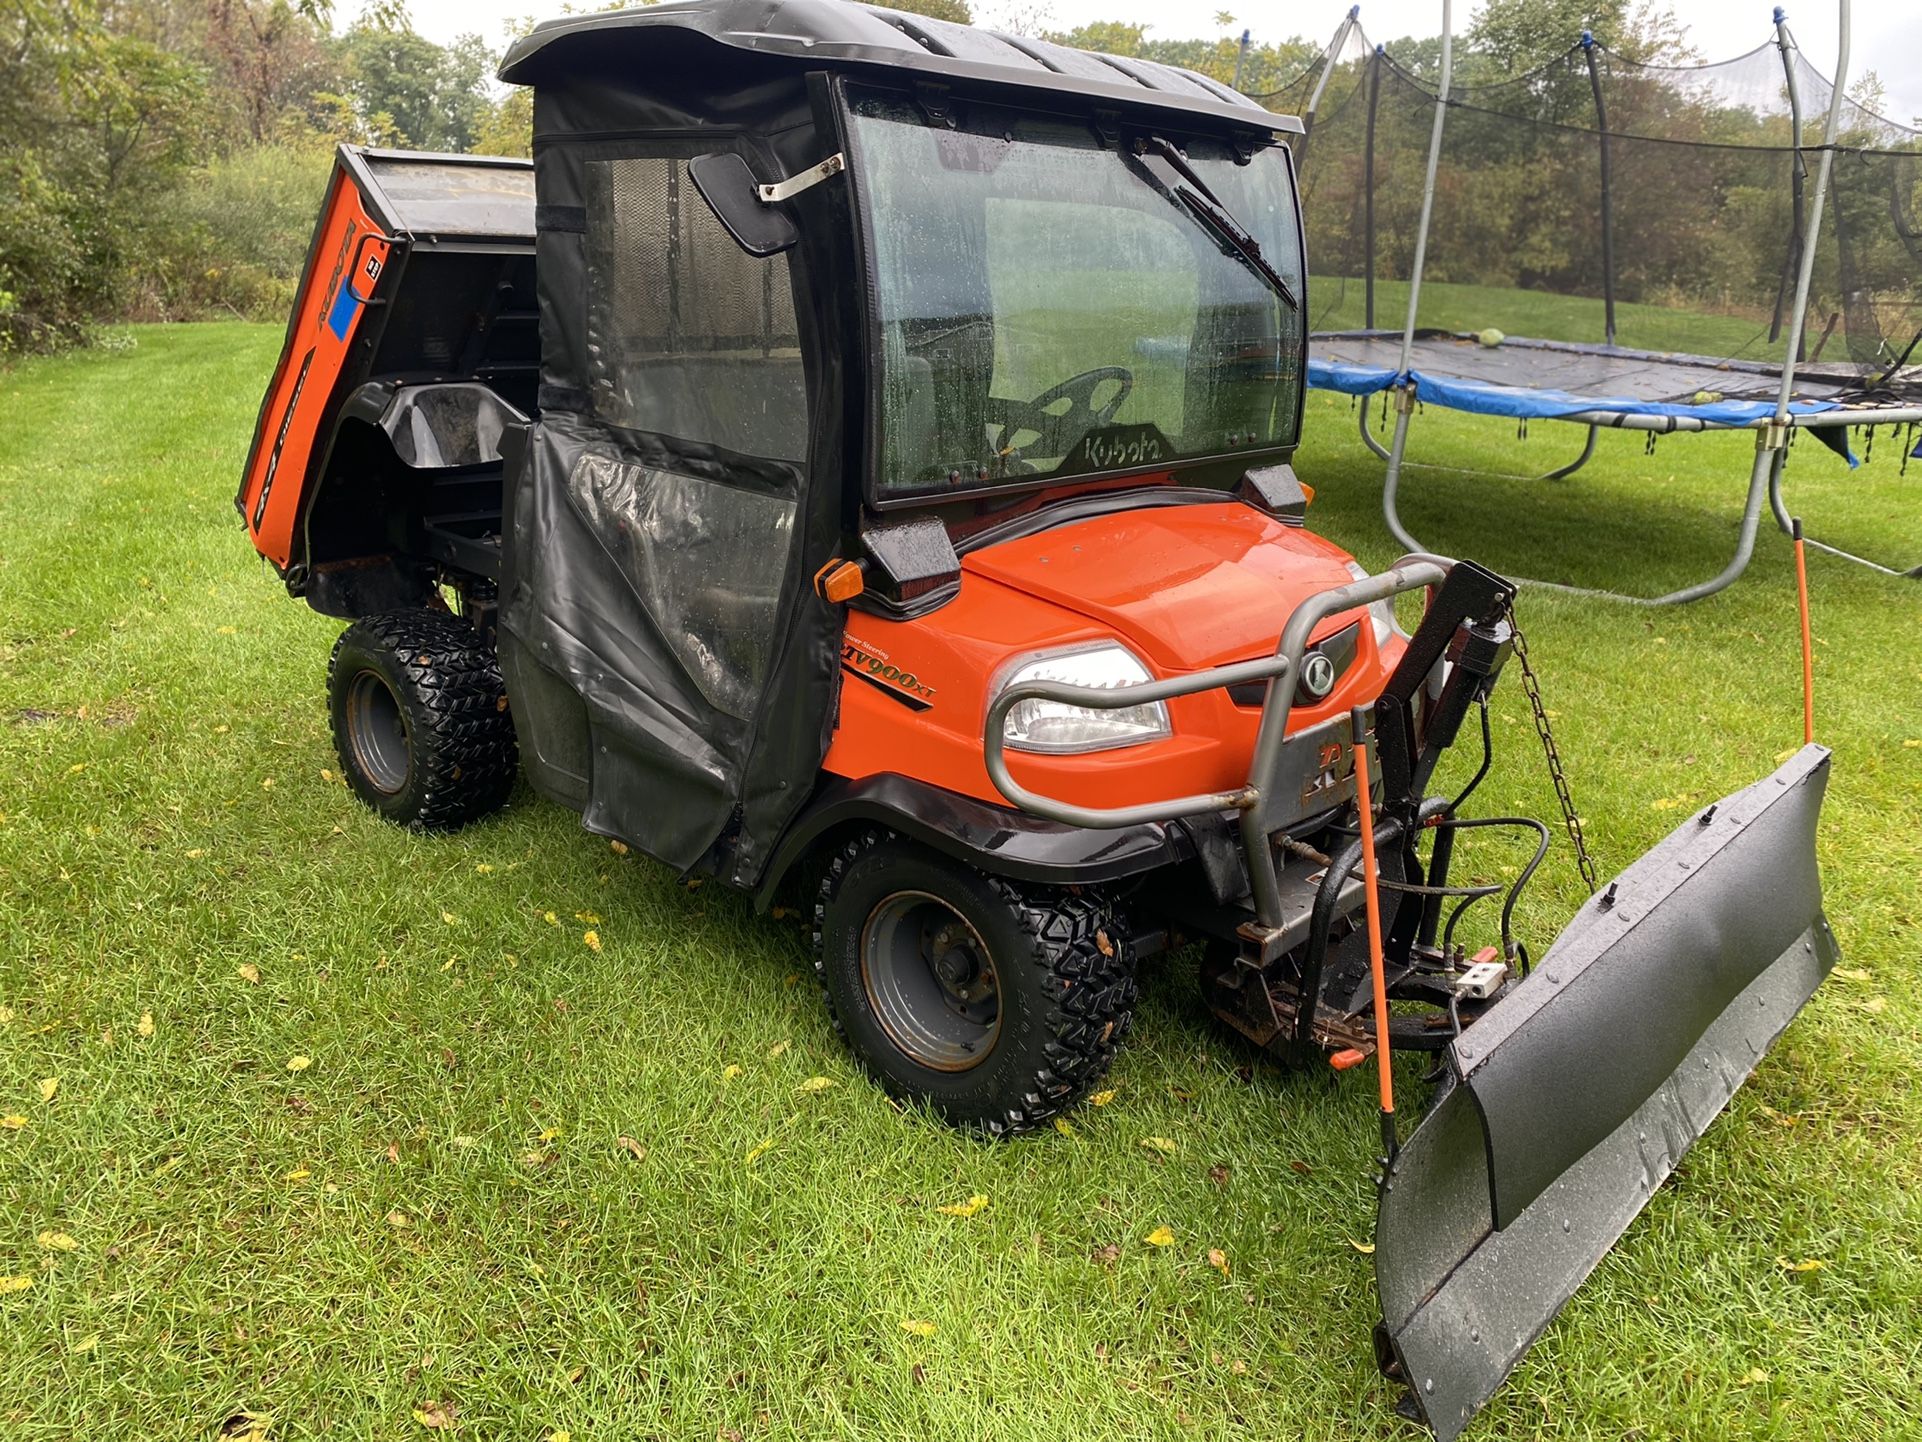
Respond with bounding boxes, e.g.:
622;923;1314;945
842;636;936;711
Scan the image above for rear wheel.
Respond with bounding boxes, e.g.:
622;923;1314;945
327;608;517;829
814;833;1136;1135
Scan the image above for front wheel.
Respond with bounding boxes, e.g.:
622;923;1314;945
814;833;1136;1135
327;608;517;830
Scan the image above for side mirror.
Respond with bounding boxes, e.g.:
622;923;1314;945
689;152;800;258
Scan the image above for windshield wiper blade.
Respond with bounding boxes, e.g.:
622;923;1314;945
1134;136;1298;312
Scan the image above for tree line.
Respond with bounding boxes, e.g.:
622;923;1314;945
3;0;1769;356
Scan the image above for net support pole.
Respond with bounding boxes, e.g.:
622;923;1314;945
1770;9;1808;350
1772;0;1847;428
1394;1;1451;378
1232;27;1251;91
1303;7;1361;128
1582;31;1618;348
1376;1;1451;555
1363;43;1383;330
1294;8;1359;170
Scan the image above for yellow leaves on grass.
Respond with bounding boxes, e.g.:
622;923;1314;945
1756;1103;1801;1127
797;1076;835;1095
1832;966;1872;982
1207;1248;1229;1277
1736;1367;1770;1386
0;1117;25;1131
37;1078;57;1103
936;1194;989;1219
1776;1256;1826;1273
283;1166;311;1184
1142;1225;1175;1248
542;911;559;926
1139;1136;1176;1156
1348;1239;1376;1255
385;1210;411;1229
899;1319;937;1339
1054;1117;1074;1137
237;965;260;985
285;1055;312;1073
616;1135;647;1162
1090;1089;1116;1107
151;1155;183;1177
722;1064;744;1082
0;1277;32;1295
581;930;602;953
136;1011;155;1036
69;1332;99;1355
412;1399;455;1429
546;1432;572;1442
766;1039;791;1060
575;911;601;925
36;1230;78;1252
745;1137;777;1166
609;839;629;855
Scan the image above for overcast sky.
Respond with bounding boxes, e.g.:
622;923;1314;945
396;0;1921;125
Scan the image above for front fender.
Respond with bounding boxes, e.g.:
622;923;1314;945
754;771;1196;908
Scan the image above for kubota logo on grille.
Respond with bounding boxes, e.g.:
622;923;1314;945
1301;651;1338;698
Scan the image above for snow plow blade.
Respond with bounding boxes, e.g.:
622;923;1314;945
1374;744;1837;1440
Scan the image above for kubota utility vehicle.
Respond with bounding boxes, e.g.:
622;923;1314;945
237;4;1838;1434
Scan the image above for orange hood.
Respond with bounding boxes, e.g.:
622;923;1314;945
961;500;1364;672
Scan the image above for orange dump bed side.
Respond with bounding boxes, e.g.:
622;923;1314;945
237;162;393;570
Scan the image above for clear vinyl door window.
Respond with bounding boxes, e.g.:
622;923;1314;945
577;154;808;719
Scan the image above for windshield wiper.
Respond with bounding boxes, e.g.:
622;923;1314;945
1131;136;1298;313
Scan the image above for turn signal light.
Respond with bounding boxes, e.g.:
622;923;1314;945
814;559;866;603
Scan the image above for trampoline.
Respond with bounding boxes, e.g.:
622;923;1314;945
1278;0;1922;603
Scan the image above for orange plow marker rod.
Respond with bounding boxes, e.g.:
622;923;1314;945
1793;518;1814;745
1349;707;1395;1136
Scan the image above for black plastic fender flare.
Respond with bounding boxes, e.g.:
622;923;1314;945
753;772;1197;908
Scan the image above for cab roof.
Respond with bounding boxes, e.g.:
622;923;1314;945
498;0;1301;137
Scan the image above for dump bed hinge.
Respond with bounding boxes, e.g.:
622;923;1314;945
757;153;845;203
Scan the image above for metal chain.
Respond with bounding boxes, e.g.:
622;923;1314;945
1506;605;1600;895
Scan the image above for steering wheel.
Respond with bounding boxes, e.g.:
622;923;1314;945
995;366;1135;457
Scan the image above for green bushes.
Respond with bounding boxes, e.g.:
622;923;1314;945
127;144;337;323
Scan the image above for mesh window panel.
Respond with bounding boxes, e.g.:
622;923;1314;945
584;156;807;459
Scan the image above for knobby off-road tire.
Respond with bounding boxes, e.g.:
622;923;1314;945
814;832;1137;1136
327;608;517;830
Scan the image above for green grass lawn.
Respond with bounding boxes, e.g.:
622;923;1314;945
1310;275;1784;357
2;323;1919;1440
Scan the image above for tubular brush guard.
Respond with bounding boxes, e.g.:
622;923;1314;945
1373;744;1837;1440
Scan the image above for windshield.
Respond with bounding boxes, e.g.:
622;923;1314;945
846;88;1305;503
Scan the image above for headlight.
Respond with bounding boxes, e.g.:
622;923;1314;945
1345;560;1405;650
995;644;1172;754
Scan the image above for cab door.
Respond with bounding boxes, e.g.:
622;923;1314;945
499;143;826;876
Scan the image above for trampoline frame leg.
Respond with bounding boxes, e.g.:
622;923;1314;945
1379;387;1422;555
1359;395;1392;461
1540;424;1599;481
1767;447;1922;578
1376;396;1775;606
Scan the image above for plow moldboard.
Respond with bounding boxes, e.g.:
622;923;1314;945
1373;745;1836;1440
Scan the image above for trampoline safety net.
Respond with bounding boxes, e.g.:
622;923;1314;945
1282;15;1922;407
